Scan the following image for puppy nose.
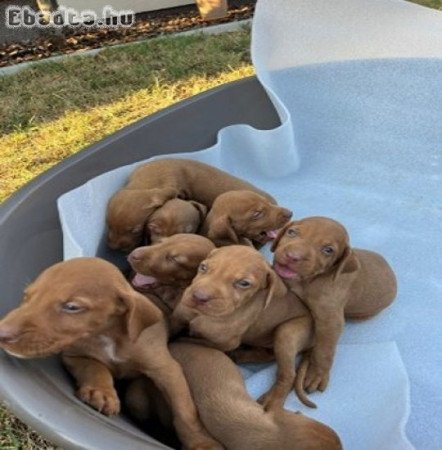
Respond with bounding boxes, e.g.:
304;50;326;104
128;248;143;263
285;250;304;262
282;208;293;219
192;289;211;305
0;325;19;344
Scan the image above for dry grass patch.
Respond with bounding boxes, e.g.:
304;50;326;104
0;403;58;449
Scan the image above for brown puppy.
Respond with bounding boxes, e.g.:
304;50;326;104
107;187;178;252
126;342;342;450
0;258;222;450
106;159;276;251
128;234;216;313
201;190;292;247
171;246;316;410
146;199;208;244
271;217;397;394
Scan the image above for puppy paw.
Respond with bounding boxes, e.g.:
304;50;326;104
77;385;121;416
303;363;330;393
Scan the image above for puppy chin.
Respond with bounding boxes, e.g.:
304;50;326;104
2;347;54;359
2;341;69;359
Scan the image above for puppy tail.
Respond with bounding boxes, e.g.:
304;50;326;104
294;355;317;409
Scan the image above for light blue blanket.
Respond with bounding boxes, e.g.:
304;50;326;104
58;1;442;448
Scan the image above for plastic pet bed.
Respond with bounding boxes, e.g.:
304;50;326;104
1;0;441;449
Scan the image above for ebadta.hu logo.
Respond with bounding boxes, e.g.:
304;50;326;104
5;4;135;28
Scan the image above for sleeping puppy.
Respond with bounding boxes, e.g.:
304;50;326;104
128;234;216;313
106;159;276;252
171;245;317;410
126;342;342;450
0;258;222;450
271;217;397;394
201;190;292;247
146;199;208;244
106;187;178;252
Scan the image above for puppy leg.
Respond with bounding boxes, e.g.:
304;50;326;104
125;377;154;422
125;377;173;427
62;355;120;415
229;346;275;364
303;307;345;393
136;323;223;450
258;317;313;411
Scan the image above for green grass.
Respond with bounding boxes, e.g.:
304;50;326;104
0;28;254;202
411;0;442;9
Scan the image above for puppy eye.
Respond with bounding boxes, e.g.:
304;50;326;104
252;210;264;220
287;228;299;237
235;279;251;289
131;225;143;234
321;246;334;256
198;262;208;273
60;301;85;314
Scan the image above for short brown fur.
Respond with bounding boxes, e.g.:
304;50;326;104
146;199;207;244
0;258;222;450
201;190;292;247
171;246;317;410
126;342;342;450
106;159;275;251
128;234;216;313
272;217;397;393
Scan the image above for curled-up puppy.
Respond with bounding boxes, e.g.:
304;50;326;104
107;187;178;252
126;342;342;450
106;159;276;252
201;190;292;247
0;258;222;450
128;234;216;313
171;246;317;410
271;217;397;394
146;199;208;244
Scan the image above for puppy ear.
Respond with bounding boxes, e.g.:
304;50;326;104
147;221;162;235
189;200;208;223
146;187;178;209
270;221;294;252
333;247;360;281
131;224;143;234
263;268;287;309
207;215;239;245
206;247;222;258
117;287;162;342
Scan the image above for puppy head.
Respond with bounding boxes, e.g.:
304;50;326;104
106;188;177;252
0;258;157;358
179;245;286;317
206;190;292;246
146;199;208;244
271;217;359;283
128;234;215;290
